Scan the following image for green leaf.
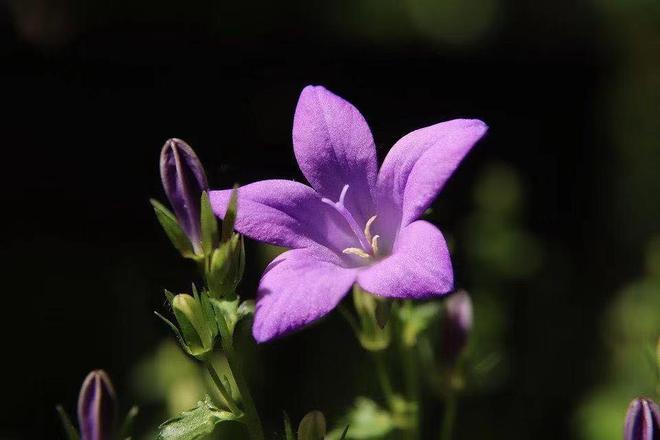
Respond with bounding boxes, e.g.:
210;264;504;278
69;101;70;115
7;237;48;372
151;199;194;258
158;395;238;440
200;192;219;257
283;412;295;440
210;297;240;337
118;405;139;440
221;185;239;243
338;425;350;440
298;411;326;440
55;405;80;440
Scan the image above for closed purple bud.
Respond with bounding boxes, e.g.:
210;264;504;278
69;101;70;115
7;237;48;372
441;290;473;366
160;138;209;254
77;370;118;440
624;398;660;440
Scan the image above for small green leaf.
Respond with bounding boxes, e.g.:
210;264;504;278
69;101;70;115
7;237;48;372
283;412;295;440
55;405;80;440
158;395;238;440
151;199;194;258
398;301;442;347
338;425;350;440
221;185;239;243
298;410;326;440
200;192;219;257
118;405;139;440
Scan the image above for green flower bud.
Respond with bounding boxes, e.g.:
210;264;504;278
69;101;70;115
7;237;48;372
172;293;217;359
207;233;245;300
297;411;326;440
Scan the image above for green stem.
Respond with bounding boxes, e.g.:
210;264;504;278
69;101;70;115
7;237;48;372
222;341;264;440
205;361;242;415
439;392;457;440
372;351;396;408
400;345;420;440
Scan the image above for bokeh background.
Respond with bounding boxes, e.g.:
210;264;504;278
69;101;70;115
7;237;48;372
2;0;659;438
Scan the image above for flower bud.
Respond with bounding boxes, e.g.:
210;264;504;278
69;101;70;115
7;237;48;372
441;290;473;366
207;233;245;300
77;370;117;440
624;397;660;440
298;410;326;440
172;293;216;358
160;138;208;254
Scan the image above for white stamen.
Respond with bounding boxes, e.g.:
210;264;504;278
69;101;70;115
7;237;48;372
371;235;380;257
342;247;371;259
364;215;377;244
338;184;350;206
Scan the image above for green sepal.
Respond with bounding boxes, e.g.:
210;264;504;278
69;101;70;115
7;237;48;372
210;297;255;339
221;185;239;243
164;289;176;305
283;412;295;440
151;199;195;258
118;405;139;440
352;285;390;351
298;411;326;440
55;405;80;440
200;192;219;257
155;311;193;356
157;395;239;440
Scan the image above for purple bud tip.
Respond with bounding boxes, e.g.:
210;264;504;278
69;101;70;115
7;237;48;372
77;370;118;440
624;398;660;440
160;138;209;254
441;289;473;366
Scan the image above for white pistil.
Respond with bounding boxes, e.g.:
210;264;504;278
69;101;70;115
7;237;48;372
343;247;371;259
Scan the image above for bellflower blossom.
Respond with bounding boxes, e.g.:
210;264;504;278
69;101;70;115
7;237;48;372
211;86;487;342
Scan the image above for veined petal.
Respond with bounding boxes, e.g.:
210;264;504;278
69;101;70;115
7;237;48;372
253;247;358;342
293;85;378;224
357;220;453;299
210;180;357;252
376;119;487;228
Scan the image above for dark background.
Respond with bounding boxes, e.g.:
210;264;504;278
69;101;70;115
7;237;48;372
2;0;659;439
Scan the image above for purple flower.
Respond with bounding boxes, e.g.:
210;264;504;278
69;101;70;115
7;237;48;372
210;86;487;342
160;138;209;254
624;398;660;440
78;370;117;440
441;289;473;365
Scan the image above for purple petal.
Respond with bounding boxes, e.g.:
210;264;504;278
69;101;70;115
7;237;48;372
253;247;358;342
376;119;487;229
77;370;117;440
160;138;209;253
357;220;453;299
293;85;378;224
210;180;360;253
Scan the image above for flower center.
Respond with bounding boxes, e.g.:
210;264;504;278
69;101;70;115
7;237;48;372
321;184;380;260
